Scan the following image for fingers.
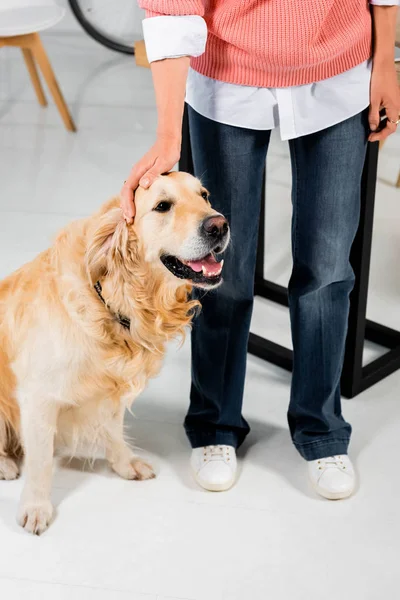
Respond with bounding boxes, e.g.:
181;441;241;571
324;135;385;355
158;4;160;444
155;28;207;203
369;98;399;142
368;99;380;133
120;183;136;225
120;141;181;223
120;156;157;223
120;157;162;223
139;158;166;188
369;120;397;143
125;158;153;193
385;105;400;143
386;103;400;126
368;107;397;142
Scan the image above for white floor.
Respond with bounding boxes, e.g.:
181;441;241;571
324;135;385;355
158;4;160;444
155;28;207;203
1;31;400;600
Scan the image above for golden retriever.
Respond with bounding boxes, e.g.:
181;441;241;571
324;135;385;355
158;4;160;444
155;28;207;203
0;172;229;534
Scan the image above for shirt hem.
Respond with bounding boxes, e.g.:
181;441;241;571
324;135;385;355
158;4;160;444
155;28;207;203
186;97;371;139
282;101;371;141
185;96;278;133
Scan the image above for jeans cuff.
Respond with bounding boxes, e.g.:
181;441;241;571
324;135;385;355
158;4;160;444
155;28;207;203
185;428;240;450
294;438;350;461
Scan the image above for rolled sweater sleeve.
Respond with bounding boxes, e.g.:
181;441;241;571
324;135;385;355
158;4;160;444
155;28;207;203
139;0;207;64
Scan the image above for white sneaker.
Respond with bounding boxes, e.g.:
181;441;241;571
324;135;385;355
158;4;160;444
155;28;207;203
191;445;237;492
308;454;355;500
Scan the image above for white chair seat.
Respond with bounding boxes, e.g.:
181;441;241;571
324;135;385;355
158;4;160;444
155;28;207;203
0;6;65;37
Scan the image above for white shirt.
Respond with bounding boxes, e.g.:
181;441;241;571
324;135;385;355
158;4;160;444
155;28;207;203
142;1;399;140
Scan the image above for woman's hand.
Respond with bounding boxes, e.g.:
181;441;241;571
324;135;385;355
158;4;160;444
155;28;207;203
368;60;400;143
120;134;181;224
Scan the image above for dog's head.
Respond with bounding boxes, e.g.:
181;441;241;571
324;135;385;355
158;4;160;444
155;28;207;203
134;172;229;289
86;172;229;291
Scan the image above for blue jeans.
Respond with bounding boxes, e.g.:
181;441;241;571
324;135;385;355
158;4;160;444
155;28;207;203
184;106;369;461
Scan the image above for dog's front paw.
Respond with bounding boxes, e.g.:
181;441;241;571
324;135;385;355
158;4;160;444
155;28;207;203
18;501;53;535
112;458;156;481
0;456;19;480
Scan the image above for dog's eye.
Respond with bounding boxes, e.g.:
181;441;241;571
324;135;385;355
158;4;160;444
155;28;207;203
201;191;209;201
154;201;172;213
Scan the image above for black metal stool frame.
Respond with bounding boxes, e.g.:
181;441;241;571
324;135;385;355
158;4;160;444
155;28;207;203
179;105;400;398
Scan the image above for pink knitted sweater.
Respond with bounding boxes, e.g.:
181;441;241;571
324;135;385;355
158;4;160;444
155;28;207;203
139;0;372;87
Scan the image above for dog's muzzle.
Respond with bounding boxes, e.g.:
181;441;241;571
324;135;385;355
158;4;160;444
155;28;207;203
160;215;230;289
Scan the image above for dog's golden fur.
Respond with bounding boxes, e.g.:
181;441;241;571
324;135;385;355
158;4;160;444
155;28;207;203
0;172;223;534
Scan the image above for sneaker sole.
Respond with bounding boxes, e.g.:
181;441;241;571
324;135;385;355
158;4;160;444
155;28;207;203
310;477;354;500
191;466;236;492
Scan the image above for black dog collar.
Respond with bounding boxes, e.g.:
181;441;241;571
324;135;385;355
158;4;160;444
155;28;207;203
94;281;131;331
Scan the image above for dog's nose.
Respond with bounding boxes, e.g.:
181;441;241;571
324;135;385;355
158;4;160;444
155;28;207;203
202;215;229;240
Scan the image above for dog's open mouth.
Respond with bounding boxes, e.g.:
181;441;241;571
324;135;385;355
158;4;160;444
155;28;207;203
161;253;224;287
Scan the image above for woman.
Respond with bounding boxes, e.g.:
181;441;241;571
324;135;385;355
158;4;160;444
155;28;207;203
122;1;400;498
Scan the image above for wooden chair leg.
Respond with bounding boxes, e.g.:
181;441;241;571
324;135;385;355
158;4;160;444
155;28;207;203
30;33;76;132
21;48;47;107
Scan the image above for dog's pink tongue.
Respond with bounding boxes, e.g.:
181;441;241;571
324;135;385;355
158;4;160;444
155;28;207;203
187;254;221;275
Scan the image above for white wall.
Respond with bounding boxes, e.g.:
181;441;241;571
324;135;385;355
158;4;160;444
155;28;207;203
53;0;82;33
52;1;145;36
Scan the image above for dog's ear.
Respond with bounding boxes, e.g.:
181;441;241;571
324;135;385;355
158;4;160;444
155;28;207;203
85;207;128;284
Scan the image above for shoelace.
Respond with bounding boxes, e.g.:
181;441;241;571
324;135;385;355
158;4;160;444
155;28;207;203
203;445;231;462
317;455;346;471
